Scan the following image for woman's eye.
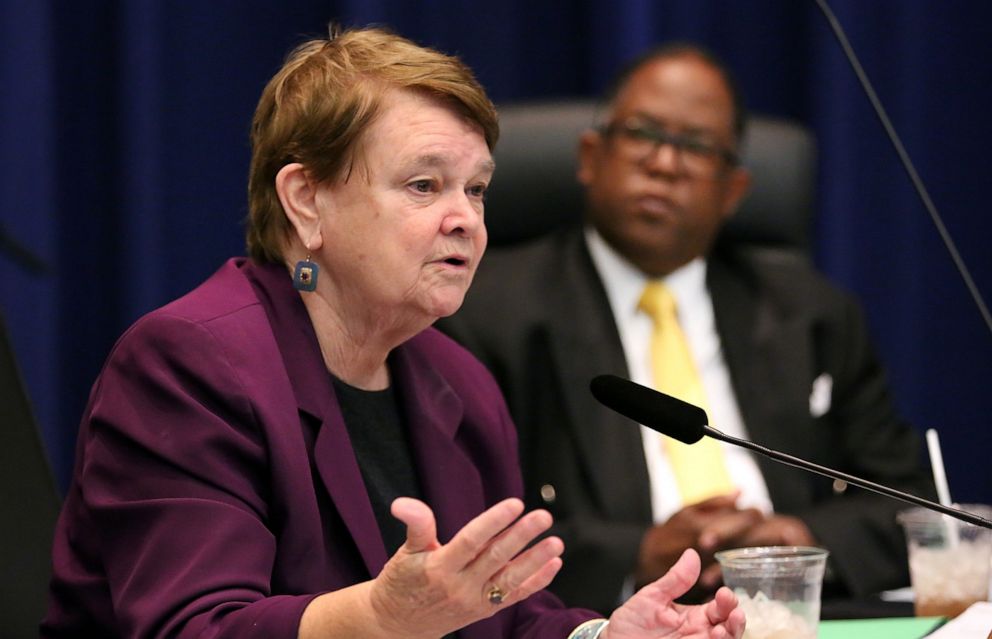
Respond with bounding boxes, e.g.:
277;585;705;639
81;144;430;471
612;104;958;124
468;184;488;198
410;179;434;193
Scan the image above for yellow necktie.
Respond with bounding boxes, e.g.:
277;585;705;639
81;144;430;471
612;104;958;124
639;281;734;505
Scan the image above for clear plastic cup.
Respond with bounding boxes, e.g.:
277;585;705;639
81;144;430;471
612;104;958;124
715;546;829;639
897;505;992;618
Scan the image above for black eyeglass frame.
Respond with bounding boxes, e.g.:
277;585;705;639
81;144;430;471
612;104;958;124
600;118;740;168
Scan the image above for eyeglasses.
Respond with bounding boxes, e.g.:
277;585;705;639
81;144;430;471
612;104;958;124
601;118;739;176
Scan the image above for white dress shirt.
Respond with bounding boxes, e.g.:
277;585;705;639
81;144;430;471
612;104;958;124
585;228;773;523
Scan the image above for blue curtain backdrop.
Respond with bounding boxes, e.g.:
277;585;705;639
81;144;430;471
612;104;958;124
3;1;990;504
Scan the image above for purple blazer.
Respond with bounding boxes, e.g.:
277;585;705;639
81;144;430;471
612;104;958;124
43;258;596;638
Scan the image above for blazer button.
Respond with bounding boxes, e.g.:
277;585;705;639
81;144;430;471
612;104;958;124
540;484;557;504
832;479;848;494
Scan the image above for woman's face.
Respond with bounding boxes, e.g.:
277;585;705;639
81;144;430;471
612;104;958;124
314;89;493;329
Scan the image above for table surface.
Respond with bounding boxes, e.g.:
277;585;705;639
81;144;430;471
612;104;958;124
818;597;946;638
820;616;944;639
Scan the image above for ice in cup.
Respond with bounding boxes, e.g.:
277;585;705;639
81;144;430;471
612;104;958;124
897;505;992;618
715;546;828;639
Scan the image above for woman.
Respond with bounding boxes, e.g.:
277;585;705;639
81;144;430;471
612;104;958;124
42;27;745;639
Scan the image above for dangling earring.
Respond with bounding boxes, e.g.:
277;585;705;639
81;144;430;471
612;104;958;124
293;252;319;292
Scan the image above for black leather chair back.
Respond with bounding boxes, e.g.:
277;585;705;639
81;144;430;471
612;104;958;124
0;313;61;638
484;100;817;252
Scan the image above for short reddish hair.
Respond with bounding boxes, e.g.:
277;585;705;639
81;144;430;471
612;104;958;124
246;27;499;263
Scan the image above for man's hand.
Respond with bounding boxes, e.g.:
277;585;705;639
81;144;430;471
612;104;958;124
635;493;759;590
637;496;817;596
697;514;816;589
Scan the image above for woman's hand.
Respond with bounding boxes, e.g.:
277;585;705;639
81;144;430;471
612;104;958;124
605;549;746;639
368;497;565;638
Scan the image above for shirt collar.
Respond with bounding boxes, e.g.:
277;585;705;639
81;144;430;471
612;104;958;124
584;226;708;321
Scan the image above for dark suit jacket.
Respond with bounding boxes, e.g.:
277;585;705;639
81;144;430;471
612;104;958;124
439;226;934;614
43;258;595;638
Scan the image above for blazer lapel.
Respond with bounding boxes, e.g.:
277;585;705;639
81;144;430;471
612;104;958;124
388;343;507;639
708;253;815;510
311;404;390;577
247;261;388;578
389;345;485;543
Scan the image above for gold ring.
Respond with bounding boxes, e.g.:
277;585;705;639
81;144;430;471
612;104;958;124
486;584;505;605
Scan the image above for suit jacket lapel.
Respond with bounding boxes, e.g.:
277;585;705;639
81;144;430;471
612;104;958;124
547;230;653;519
389;343;507;639
246;261;388;578
311;404;390;577
708;252;814;510
389;346;485;543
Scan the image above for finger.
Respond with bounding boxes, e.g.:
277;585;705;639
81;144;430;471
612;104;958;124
440;498;525;571
391;497;439;553
689;490;741;512
698;508;764;551
509;556;563;601
706;586;739;626
699;561;724;590
709;626;734;639
708;587;746;637
647;547;701;605
484;534;563;598
741;515;816;547
466;508;554;579
726;607;747;637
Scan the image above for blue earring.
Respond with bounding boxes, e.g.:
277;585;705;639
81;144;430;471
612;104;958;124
293;253;319;292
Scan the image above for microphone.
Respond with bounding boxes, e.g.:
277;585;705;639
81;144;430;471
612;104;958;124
590;374;992;529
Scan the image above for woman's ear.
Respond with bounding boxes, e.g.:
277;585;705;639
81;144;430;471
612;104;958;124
276;163;323;250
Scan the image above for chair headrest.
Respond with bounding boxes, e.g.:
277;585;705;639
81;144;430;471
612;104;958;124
485;100;817;252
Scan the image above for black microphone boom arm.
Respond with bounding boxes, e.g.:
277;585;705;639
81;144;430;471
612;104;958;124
703;425;992;530
590;373;992;530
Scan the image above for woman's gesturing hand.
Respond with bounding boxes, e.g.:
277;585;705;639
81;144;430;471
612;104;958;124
605;549;746;639
368;497;565;638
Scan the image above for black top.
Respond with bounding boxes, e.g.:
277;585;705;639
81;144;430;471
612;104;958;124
333;376;459;639
332;376;423;556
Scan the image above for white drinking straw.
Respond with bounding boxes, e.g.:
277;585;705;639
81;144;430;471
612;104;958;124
925;428;953;507
925;428;959;546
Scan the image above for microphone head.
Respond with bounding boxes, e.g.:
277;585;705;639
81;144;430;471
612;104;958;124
589;374;707;444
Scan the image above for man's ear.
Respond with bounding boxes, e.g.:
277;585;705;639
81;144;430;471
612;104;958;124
275;163;323;250
577;128;605;187
719;166;752;220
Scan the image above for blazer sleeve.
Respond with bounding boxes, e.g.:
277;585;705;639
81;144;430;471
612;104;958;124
77;312;317;638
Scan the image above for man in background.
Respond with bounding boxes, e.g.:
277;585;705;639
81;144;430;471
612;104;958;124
439;44;934;614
